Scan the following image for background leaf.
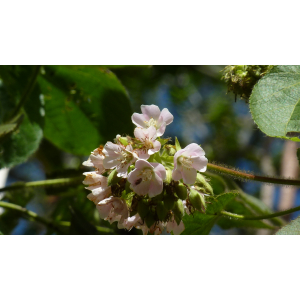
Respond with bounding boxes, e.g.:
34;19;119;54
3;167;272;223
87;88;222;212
39;66;134;155
250;65;300;141
276;216;300;235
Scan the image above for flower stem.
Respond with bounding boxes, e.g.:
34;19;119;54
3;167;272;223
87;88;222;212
207;162;300;186
220;205;300;220
0;176;83;193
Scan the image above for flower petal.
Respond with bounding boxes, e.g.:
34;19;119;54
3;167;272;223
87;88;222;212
182;167;197;184
141;104;161;120
134;127;146;140
148;140;161;155
132;113;149;128
147;126;157;140
152;162;166;180
132;179;151;196
160;108;174;125
184;143;205;156
156;121;166;136
172;168;182;181
148;175;163;197
191;155;208;172
135;159;153;170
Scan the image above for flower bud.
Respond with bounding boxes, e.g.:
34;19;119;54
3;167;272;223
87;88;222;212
107;169;121;186
175;182;187;200
163;194;177;210
119;137;129;146
145;211;156;228
156;201;169;221
195;173;213;195
164;168;172;184
165;145;176;156
172;199;184;225
189;188;206;212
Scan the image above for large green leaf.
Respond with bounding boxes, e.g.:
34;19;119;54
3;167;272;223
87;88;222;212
0;66;44;168
250;65;300;141
182;192;238;235
276;216;300;235
38;66;134;155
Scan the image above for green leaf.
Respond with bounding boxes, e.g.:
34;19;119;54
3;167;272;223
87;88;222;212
297;148;300;166
182;192;238;235
181;213;219;235
175;137;181;151
276;216;300;235
250;65;300;141
0;66;44;168
39;66;134;155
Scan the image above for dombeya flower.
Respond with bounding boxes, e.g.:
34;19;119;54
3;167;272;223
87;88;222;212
132;104;173;136
103;142;138;178
128;159;166;198
97;196;129;224
172;143;208;184
134;126;161;159
82;147;105;173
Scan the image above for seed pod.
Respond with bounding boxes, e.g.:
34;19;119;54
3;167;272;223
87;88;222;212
107;169;121;186
172;199;184;225
195;173;213;196
189;188;206;212
156;201;169;221
138;199;149;220
175;183;187;200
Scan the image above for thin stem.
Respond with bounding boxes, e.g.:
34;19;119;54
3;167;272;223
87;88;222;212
0;201;113;234
9;66;41;121
207;162;300;187
0;200;64;233
220;204;300;220
0;176;83;193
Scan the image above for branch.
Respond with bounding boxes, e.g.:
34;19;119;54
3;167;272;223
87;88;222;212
0;176;83;193
220;205;300;221
0;200;113;234
207;162;300;187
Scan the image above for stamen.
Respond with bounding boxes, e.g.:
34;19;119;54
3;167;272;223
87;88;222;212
178;155;193;169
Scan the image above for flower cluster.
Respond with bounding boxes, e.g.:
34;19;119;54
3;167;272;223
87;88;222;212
82;104;211;235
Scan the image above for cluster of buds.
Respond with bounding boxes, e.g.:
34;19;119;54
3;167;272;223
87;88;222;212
82;104;212;235
221;65;273;101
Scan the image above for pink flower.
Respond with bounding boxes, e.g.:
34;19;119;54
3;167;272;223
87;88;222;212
82;147;105;173
96;196;129;224
128;160;166;198
172;143;208;184
103;142;138;178
166;218;185;235
134;126;161;159
132;104;173;137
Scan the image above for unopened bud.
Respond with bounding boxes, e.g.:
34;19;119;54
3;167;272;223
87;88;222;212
163;194;177;210
175;183;187;200
189;188;206;212
156;201;169;221
138;199;149;220
195;173;213;195
165;145;176;156
172;199;184;225
164;168;172;184
119;137;129;146
107;169;121;186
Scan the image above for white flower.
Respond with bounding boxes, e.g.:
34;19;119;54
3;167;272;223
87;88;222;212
127;160;166;198
166;218;185;235
83;172;112;204
82;147;105;173
97;196;129;224
134;126;161;159
102;142;138;178
132;104;173;137
172;143;208;184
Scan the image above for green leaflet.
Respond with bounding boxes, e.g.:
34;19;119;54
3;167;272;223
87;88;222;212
276;216;300;235
182;191;238;235
250;65;300;141
39;66;134;155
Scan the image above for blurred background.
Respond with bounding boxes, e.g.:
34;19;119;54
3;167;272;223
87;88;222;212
0;65;299;234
